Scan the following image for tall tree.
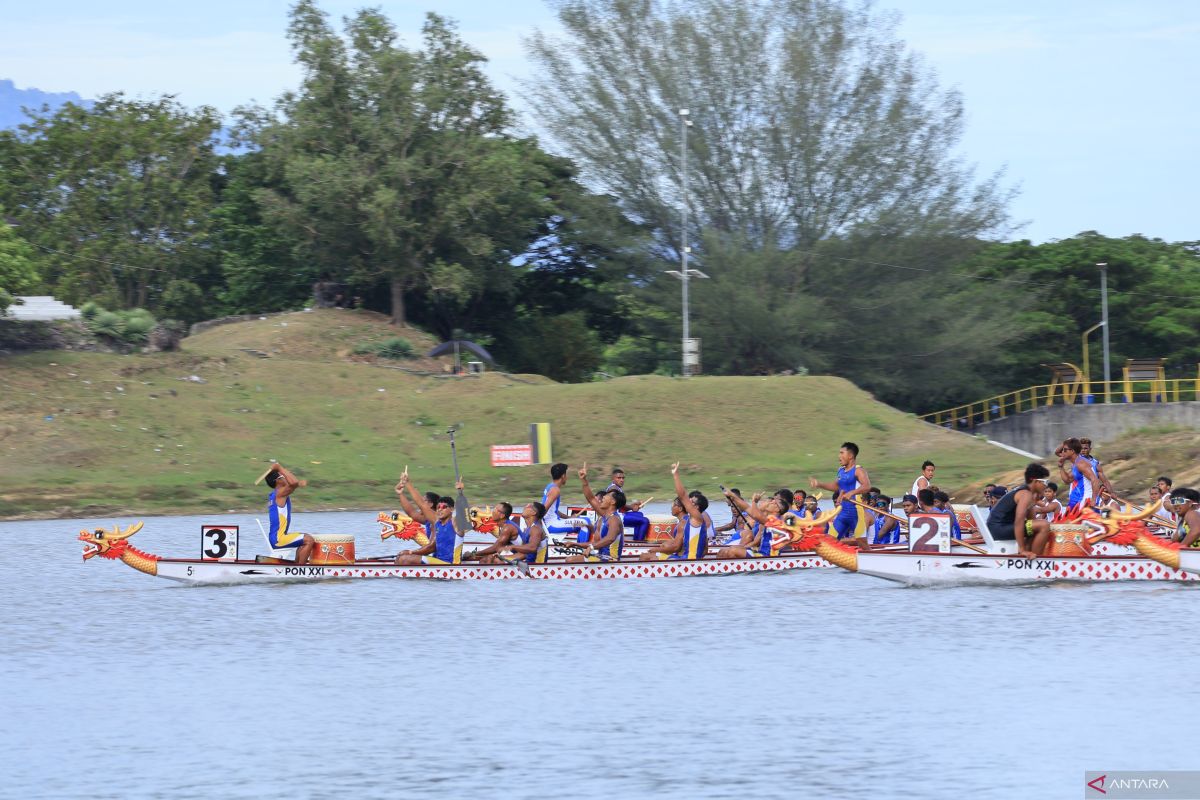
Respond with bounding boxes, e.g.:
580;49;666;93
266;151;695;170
248;2;556;326
0;94;221;311
526;0;1012;260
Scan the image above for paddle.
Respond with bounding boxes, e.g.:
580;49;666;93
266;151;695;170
848;496;909;528
447;427;470;532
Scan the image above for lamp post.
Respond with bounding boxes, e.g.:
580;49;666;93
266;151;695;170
666;107;708;376
1097;262;1111;402
1081;320;1105;400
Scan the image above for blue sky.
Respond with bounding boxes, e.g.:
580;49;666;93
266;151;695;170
3;0;1197;244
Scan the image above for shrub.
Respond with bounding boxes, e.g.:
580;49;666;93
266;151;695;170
90;310;123;338
353;337;414;360
79;301;101;320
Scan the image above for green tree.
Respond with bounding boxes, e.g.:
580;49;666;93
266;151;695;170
0;216;39;315
961;233;1200;391
526;0;1011;259
0;94;221;311
247;2;556;326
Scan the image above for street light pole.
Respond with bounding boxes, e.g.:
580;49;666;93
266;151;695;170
1098;262;1111;402
1081;320;1105;400
680;108;691;377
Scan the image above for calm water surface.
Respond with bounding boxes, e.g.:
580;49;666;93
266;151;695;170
3;508;1198;799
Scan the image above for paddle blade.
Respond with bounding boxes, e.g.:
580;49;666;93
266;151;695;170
455;490;470;531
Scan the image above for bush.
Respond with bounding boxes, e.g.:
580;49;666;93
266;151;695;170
352;337;414;360
79;301;101;320
90;310;123;338
120;314;155;343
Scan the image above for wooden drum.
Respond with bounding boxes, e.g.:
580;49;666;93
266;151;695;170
1047;524;1091;557
311;534;356;565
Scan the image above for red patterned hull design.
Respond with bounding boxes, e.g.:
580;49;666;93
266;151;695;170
854;552;1200;586
153;554;833;585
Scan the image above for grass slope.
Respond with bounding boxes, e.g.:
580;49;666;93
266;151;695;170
0;309;1026;519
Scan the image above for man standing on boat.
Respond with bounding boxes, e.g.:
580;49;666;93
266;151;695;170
1079;439;1114;499
640;463;709;560
912;461;936;498
542;463;594;543
1057;438;1099;512
607;467;651;542
568;464;625;562
809;442;871;541
264;463;316;564
394;472;464;565
986;463;1053;558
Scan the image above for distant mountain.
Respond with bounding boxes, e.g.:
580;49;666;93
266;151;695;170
0;79;89;129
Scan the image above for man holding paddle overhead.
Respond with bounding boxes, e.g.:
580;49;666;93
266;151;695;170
394;472;464;565
262;462;316;564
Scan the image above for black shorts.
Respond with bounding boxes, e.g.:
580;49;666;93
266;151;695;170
988;520;1031;541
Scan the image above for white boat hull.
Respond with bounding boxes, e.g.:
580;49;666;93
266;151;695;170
154;552;832;585
853;551;1198;586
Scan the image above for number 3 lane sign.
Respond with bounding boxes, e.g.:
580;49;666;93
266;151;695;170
907;513;951;554
201;525;239;562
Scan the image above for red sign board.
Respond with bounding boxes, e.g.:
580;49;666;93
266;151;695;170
491;445;533;467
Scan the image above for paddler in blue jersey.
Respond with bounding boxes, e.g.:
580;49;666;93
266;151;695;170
394;471;464;565
541;462;594;543
715;490;790;558
264;462;316;564
462;502;522;564
607;467;651;541
640;463;709;560
809;441;872;542
568;463;625;562
509;502;550;564
1056;437;1099;512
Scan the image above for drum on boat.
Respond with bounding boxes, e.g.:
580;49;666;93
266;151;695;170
311;534;356;565
1047;523;1092;557
647;516;676;540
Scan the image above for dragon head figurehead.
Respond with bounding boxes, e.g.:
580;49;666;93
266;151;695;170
79;521;145;560
377;511;429;545
1083;500;1184;569
469;505;500;534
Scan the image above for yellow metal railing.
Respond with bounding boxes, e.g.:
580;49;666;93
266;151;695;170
920;378;1200;428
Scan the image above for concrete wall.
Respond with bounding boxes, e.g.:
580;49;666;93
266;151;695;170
972;402;1200;456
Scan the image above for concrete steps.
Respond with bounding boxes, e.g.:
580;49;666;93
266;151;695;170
6;296;82;321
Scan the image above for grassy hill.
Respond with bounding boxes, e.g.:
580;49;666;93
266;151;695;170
0;309;1030;519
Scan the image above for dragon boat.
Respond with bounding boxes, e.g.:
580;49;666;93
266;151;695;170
786;503;1199;586
79;508;842;586
1100;518;1200;577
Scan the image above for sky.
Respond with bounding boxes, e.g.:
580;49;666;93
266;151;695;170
2;0;1198;244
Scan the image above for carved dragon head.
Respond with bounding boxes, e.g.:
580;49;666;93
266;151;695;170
1065;499;1165;541
79;521;144;560
772;507;841;554
469;505;499;534
377;511;427;542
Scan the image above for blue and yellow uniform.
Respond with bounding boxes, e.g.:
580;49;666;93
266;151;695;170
267;490;302;548
585;512;623;562
832;465;869;539
421;519;464;565
518;523;549;564
658;517;708;560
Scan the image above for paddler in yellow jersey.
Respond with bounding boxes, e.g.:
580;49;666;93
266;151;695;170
394;472;464;565
640;463;709;560
569;463;625;562
1168;488;1200;548
264;462;316;564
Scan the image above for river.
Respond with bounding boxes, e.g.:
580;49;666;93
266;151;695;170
3;507;1198;799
